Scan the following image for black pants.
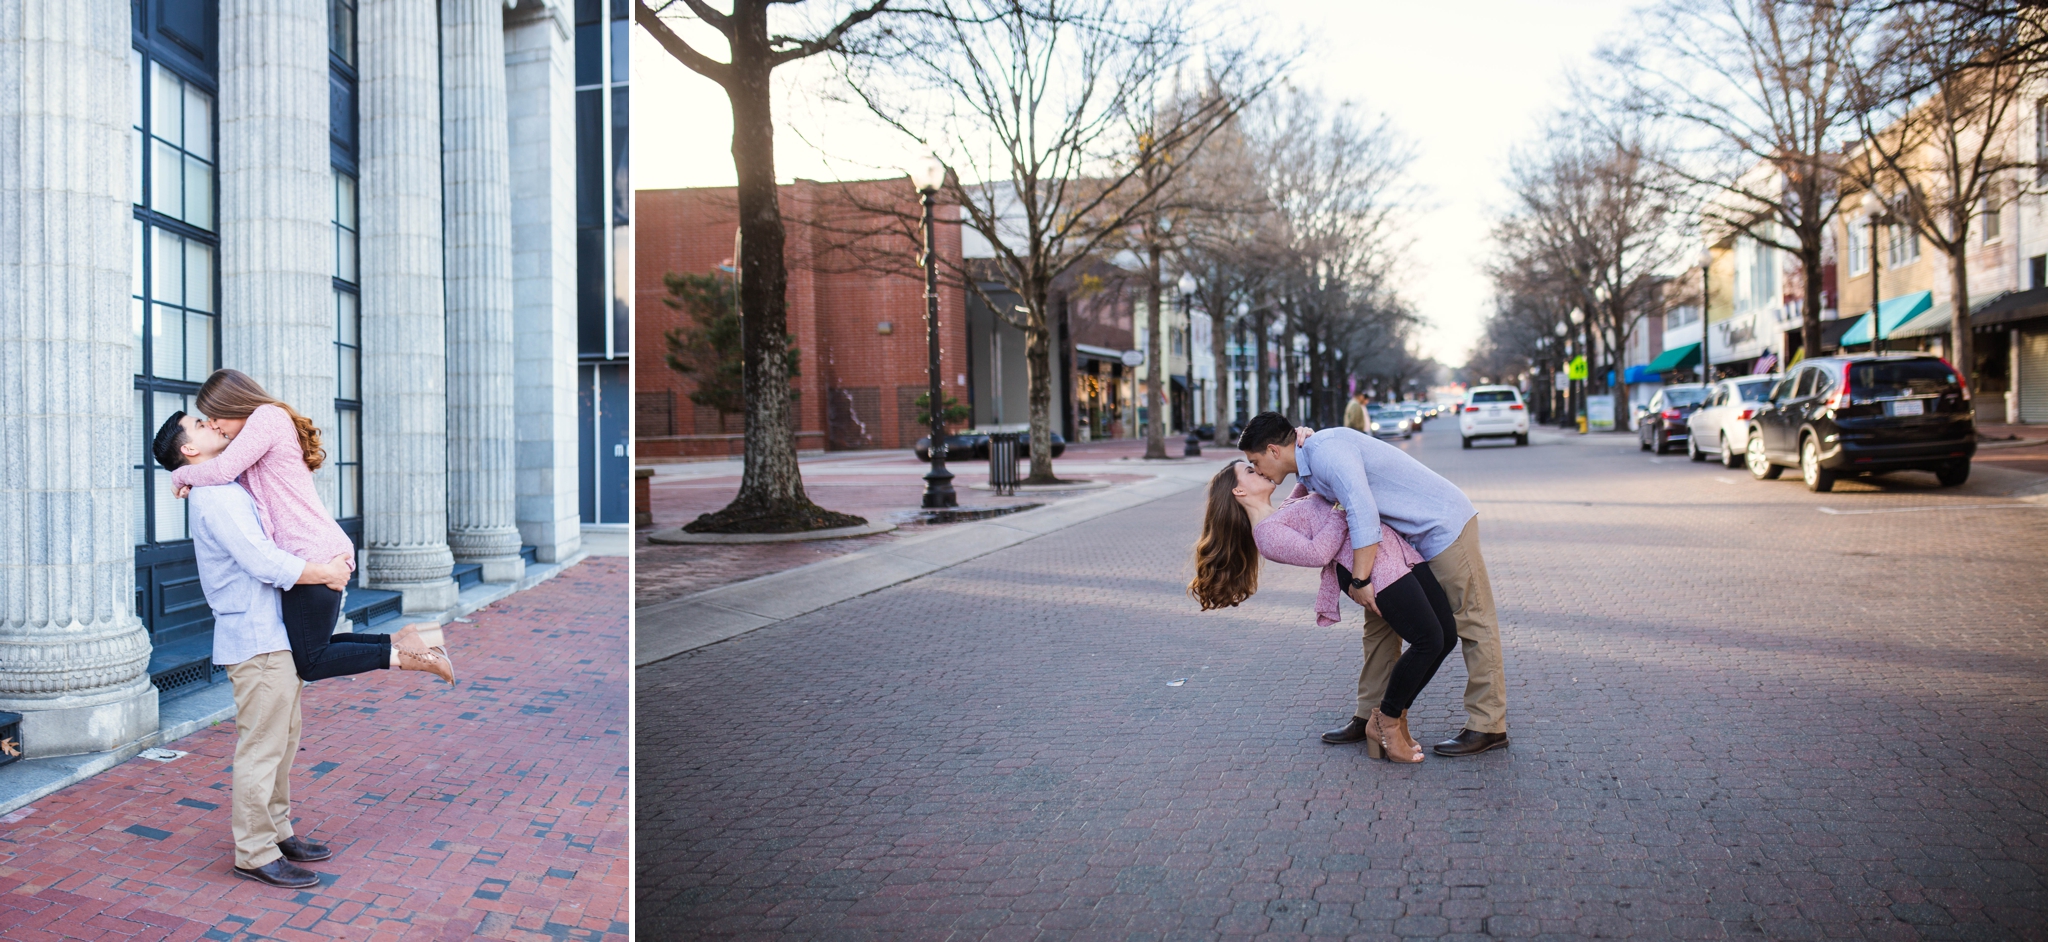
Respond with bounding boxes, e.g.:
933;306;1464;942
279;585;391;682
1373;562;1458;718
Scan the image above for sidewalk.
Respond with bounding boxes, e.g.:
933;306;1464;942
0;558;627;942
637;443;1160;609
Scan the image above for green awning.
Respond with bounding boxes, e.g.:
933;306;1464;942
1840;290;1933;346
1644;342;1701;373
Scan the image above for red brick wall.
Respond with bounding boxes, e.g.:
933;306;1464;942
636;180;969;458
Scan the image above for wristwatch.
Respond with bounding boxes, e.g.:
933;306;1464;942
1345;574;1370;592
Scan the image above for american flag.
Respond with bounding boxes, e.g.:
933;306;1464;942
1753;353;1778;374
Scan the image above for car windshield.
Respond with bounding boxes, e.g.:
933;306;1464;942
1469;390;1516;403
1663;387;1708;407
1851;359;1959;398
1736;381;1772;401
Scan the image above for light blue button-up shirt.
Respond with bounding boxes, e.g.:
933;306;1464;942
1296;427;1477;561
189;483;305;666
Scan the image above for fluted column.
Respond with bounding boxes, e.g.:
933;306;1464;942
0;0;159;757
505;0;581;563
358;0;456;612
442;0;522;582
219;0;336;511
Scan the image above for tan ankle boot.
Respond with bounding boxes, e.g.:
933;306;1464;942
1372;708;1423;763
395;645;456;684
1361;711;1385;760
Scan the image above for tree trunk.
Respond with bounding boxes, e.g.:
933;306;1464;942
1799;230;1825;358
1144;243;1168;459
1252;313;1270;414
685;5;861;533
1949;239;1974;391
1023;301;1058;483
1210;304;1229;435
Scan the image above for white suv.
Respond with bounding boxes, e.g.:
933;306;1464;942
1459;386;1529;448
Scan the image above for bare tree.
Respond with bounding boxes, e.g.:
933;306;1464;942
1496;115;1689;430
1846;3;2035;385
837;0;1268;481
635;0;891;532
1604;0;1870;358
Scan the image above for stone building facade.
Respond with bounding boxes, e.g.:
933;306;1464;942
0;0;614;759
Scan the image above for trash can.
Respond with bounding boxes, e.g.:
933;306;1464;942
988;433;1020;496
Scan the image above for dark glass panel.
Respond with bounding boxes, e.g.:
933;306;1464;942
576;89;603;226
577;228;606;355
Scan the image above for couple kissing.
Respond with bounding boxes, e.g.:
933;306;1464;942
1192;412;1509;763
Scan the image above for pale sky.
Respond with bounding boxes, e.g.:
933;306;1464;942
632;1;1647;365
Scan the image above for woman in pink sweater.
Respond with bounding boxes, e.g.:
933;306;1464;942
1191;460;1455;762
171;370;453;684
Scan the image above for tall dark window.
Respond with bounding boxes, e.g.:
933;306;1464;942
576;0;631;524
330;0;362;542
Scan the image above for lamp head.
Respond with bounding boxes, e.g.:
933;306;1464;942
1569;307;1584;325
1555;320;1568;337
908;154;947;192
1178;271;1198;295
1862;189;1886;220
1699;247;1714;269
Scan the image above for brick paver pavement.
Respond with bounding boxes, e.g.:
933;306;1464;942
0;559;628;942
638;425;2048;941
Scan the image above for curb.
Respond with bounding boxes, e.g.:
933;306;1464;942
634;470;1217;667
646;521;898;544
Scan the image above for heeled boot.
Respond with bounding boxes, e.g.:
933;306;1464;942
1371;707;1424;763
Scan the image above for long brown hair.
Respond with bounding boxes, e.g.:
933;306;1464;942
1190;461;1260;611
195;369;326;471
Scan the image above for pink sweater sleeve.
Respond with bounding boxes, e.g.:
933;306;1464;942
1253;499;1346;568
170;404;291;488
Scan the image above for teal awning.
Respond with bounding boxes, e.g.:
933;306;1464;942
1840;290;1933;346
1644;342;1701;373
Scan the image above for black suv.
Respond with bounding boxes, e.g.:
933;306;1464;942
1743;354;1974;492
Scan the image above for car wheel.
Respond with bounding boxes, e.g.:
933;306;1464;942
1800;436;1835;492
1936;461;1970;487
1653;431;1668;454
1688;435;1707;462
1720;433;1740;469
1639;433;1651;452
1461;436;1472;450
1515;433;1528;446
1747;435;1781;480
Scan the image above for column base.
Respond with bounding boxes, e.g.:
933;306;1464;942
381;579;459;614
0;676;158;760
472;556;525;583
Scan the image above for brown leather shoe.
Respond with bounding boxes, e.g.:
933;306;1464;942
1321;715;1385;759
278;836;332;862
234;857;320;888
1433;729;1509;757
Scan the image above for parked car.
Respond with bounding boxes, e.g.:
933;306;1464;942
1366;405;1411;439
1635;384;1711;454
1744;354;1974;492
914;430;1066;461
1394;405;1425;432
1193;424;1216;441
1459;386;1529;447
1685;374;1778;467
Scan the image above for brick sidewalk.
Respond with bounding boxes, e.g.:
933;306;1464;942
0;559;628;942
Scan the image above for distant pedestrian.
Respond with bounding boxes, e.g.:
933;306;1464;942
1191;459;1456;763
170;369;453;684
1235;411;1510;757
1343;392;1369;433
153;412;352;888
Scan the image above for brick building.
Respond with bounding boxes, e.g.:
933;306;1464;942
636;180;972;457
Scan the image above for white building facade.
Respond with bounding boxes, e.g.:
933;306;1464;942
0;0;608;759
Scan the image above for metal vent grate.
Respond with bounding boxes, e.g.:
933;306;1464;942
150;660;219;696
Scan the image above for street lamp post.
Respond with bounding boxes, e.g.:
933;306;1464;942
1863;190;1890;357
1569;307;1586;432
1699;249;1713;386
910;155;956;509
1554;319;1570;428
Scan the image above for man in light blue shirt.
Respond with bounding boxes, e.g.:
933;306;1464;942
1239;412;1509;757
154;412;351;889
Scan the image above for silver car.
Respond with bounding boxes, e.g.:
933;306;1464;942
1686;374;1779;467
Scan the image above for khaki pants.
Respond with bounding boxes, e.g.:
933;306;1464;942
227;650;301;869
1356;516;1508;733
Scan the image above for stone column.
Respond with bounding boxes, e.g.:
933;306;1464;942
441;0;523;583
0;0;159;757
219;0;337;509
505;0;581;563
357;0;456;612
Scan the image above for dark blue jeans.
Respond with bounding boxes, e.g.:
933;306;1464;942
279;585;390;681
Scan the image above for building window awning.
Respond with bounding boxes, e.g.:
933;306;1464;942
1622;364;1661;384
1644;342;1700;373
1839;290;1933;346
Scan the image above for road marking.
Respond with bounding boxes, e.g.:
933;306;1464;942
1715;477;1739;484
1817;503;2043;515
